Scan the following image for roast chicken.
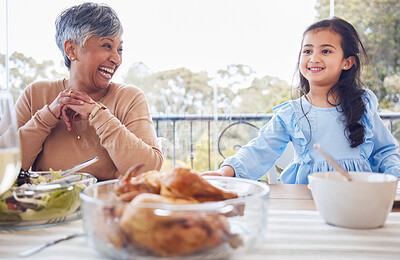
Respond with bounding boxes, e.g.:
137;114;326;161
160;167;239;202
114;164;161;202
109;166;243;257
120;193;242;257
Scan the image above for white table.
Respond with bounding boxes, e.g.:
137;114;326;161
1;210;400;260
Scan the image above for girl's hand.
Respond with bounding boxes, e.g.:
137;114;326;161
199;171;225;177
199;166;235;177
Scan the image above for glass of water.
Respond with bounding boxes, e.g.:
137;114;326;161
0;91;21;196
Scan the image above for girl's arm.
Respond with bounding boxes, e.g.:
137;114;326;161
220;114;292;180
363;90;400;177
368;112;400;177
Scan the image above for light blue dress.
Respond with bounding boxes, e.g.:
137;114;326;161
222;90;400;184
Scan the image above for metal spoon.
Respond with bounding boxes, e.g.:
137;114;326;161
61;156;99;177
17;157;98;188
28;156;98;180
18;232;85;258
313;143;352;181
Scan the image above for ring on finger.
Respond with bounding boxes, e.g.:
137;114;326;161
67;89;72;97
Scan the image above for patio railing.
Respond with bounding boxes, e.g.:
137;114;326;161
153;112;400;171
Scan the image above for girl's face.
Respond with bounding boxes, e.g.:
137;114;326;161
299;29;353;92
74;35;123;93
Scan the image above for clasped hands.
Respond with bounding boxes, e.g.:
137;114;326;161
49;89;96;131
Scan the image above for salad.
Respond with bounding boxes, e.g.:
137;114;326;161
0;169;95;222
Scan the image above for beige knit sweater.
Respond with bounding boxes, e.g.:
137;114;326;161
16;79;163;180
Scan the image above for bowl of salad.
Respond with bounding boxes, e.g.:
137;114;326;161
0;169;97;228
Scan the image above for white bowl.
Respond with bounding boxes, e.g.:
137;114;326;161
308;171;398;229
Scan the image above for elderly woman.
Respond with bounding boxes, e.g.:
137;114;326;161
15;2;163;180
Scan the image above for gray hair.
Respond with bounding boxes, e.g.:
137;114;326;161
55;2;123;69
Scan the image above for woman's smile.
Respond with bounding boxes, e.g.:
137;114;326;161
72;35;123;92
98;66;115;79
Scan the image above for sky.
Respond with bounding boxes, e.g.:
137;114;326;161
1;0;318;84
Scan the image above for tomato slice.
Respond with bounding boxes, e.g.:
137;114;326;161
6;203;18;210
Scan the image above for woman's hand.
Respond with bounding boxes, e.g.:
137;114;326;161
57;89;96;131
49;89;90;119
199;166;235;177
62;102;96;124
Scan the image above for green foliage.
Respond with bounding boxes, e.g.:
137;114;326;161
179;120;268;173
238;75;294;113
0;53;4;65
0;52;67;102
213;64;257;114
315;0;400;110
124;62;293;115
182;132;229;173
124;63;214;114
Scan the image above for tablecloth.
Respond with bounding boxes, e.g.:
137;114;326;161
1;210;399;260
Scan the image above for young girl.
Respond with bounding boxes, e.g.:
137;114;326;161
202;17;400;184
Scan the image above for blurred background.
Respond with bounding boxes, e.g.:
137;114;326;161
1;0;399;172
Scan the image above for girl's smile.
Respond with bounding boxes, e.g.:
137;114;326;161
308;67;324;73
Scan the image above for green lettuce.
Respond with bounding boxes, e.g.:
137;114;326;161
0;183;85;221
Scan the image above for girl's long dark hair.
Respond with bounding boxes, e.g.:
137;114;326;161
297;17;368;148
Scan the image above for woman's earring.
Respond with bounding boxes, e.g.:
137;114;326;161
70;57;76;61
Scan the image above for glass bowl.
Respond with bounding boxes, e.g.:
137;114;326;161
0;171;97;228
80;176;269;259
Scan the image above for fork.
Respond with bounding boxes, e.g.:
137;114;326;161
18;232;85;257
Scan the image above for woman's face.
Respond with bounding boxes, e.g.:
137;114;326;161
299;29;349;91
74;35;123;92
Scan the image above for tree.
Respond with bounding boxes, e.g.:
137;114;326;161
211;64;256;114
124;63;215;114
0;52;67;102
237;75;293;113
0;53;6;88
315;0;400;110
124;63;293;116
